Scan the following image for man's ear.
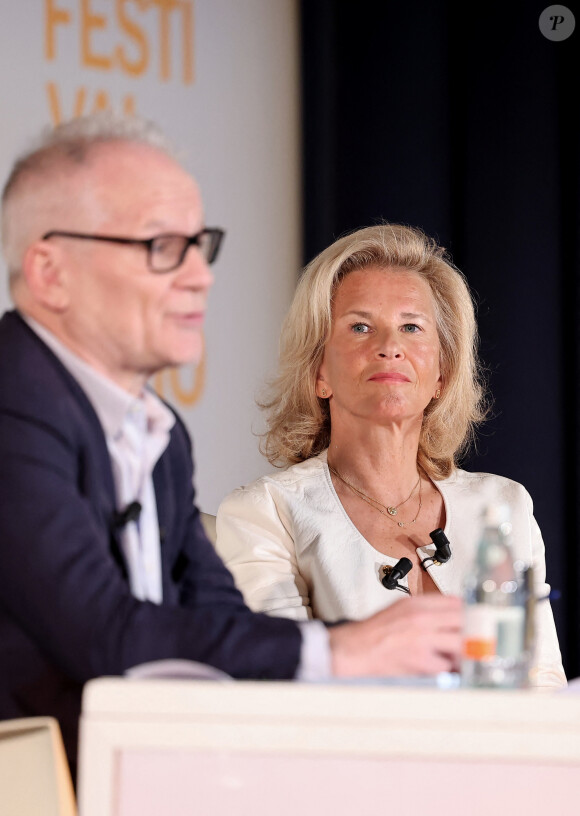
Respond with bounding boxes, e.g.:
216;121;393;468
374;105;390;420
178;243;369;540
22;240;70;312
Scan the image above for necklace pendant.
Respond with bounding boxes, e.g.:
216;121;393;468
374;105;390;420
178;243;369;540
387;506;397;516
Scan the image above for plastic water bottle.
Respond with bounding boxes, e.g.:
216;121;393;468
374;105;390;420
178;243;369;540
461;503;531;689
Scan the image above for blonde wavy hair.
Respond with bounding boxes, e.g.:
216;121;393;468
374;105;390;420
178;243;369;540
261;223;487;480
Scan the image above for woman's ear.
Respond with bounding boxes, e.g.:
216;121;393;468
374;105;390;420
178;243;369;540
22;240;70;312
433;373;443;400
316;375;332;399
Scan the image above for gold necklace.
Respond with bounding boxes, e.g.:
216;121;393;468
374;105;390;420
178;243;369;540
328;465;422;528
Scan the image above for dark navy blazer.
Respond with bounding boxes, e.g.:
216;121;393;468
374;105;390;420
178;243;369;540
0;311;301;769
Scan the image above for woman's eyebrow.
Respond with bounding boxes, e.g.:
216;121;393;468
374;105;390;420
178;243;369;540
400;311;430;321
341;309;431;321
341;310;373;319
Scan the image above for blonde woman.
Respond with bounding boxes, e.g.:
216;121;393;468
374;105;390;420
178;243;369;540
216;224;565;688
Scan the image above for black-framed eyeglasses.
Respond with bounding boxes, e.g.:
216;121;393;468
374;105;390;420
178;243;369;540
42;228;225;273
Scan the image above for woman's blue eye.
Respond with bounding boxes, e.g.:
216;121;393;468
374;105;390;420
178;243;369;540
402;323;420;333
351;323;370;334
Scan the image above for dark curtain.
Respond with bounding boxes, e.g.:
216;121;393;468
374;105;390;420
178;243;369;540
300;0;580;677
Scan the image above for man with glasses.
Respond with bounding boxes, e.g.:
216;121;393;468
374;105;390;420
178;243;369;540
0;114;462;775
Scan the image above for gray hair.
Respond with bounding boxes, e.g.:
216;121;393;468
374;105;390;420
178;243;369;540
1;112;176;279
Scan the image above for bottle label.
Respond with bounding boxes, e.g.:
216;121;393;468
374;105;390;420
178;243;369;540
463;604;525;661
463;604;496;659
496;606;526;658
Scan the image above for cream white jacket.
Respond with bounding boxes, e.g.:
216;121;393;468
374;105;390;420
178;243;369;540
216;451;566;688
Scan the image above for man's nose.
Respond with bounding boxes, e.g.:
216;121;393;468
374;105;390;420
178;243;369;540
176;248;215;290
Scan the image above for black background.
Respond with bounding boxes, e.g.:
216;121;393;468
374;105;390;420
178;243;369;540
301;0;580;677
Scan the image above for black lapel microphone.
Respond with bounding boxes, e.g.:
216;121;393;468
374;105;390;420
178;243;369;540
421;528;452;569
112;500;142;530
381;557;413;593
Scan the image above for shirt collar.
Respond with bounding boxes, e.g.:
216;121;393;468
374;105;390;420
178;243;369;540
24;315;175;440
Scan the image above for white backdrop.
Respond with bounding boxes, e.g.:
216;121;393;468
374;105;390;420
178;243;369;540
0;0;300;513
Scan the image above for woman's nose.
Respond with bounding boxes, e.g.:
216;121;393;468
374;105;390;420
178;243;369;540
377;330;404;359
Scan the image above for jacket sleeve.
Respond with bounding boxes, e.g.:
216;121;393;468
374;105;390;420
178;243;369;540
0;407;302;683
216;479;312;622
525;495;568;688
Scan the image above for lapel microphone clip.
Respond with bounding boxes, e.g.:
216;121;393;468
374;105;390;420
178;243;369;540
381;557;413;594
112;500;142;530
421;528;452;569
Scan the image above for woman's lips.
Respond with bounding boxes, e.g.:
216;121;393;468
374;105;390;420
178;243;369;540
368;372;411;383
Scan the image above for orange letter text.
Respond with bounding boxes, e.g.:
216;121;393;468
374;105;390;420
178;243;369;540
116;0;149;77
81;0;113;70
45;0;72;60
